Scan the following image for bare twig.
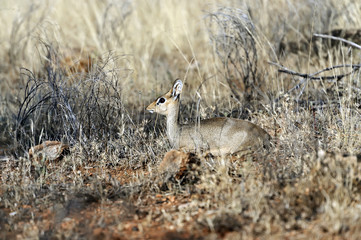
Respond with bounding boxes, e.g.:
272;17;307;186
313;33;361;50
269;62;361;103
269;62;360;81
310;64;361;76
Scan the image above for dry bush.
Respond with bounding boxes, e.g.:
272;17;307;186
11;46;126;155
206;7;263;108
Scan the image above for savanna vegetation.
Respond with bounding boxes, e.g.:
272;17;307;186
0;0;361;239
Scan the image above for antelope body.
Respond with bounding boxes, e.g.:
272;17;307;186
147;79;270;156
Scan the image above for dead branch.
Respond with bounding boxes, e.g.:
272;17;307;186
269;62;361;103
313;33;361;50
269;62;361;81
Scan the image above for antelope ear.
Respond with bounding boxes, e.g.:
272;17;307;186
171;79;183;99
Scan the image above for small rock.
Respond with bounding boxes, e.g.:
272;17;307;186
92;227;103;237
158;150;200;184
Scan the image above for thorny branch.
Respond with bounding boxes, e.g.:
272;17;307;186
271;33;361;104
270;62;361;103
269;62;361;81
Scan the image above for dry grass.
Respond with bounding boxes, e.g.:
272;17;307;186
1;0;361;239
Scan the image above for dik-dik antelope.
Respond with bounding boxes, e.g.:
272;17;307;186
147;79;270;156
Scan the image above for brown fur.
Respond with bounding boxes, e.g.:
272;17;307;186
147;79;271;156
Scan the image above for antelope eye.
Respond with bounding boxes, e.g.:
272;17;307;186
157;97;166;104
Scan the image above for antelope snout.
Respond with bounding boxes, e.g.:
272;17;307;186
146;105;154;113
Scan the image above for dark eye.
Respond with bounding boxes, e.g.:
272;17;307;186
157;97;166;105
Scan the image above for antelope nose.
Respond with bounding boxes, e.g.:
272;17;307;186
146;106;154;113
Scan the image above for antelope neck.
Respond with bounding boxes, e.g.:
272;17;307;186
166;102;180;148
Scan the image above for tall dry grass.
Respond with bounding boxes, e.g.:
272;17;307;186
0;0;361;238
1;0;360;97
